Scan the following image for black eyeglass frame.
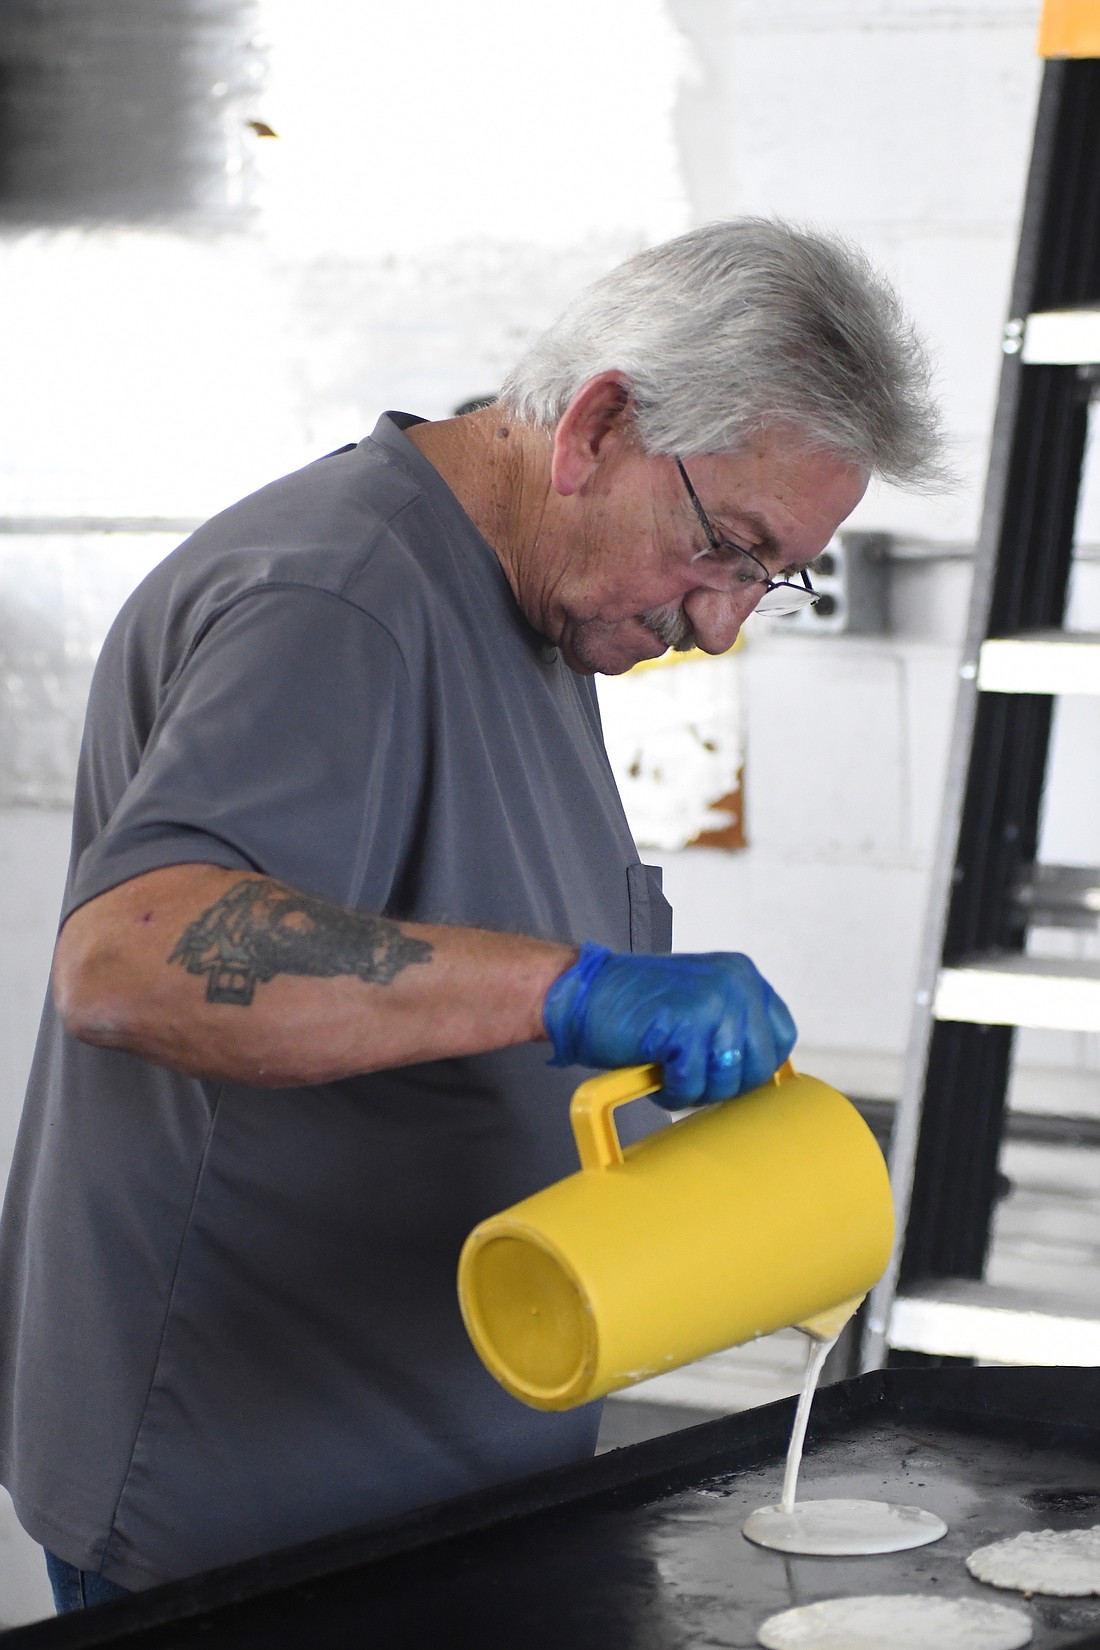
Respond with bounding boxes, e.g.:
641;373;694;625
674;456;819;610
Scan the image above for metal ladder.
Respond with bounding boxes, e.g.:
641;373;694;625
861;12;1100;1373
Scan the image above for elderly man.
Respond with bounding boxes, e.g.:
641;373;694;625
0;219;941;1603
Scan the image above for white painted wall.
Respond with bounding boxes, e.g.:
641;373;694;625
2;0;1098;1622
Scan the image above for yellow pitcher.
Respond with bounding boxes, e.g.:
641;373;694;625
457;1062;894;1411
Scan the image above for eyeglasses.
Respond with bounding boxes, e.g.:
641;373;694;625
675;457;819;616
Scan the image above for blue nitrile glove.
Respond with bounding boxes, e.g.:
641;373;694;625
543;943;796;1110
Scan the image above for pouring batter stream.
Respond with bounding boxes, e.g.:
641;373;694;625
743;1312;948;1556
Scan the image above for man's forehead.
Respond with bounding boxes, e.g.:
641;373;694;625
702;437;816;500
690;448;789;550
700;442;866;546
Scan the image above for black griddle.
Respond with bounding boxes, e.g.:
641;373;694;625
7;1366;1100;1649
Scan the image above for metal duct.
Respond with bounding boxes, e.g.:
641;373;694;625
0;0;264;223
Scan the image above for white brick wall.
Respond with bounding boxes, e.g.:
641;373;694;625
670;0;1049;544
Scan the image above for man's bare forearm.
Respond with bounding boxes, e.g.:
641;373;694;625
53;864;578;1086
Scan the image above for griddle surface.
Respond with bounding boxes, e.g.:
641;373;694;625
7;1368;1100;1649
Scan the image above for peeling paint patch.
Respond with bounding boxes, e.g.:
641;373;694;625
597;651;746;852
689;778;746;851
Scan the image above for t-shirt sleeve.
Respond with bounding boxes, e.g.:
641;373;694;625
67;585;418;919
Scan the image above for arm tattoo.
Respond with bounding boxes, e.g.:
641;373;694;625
168;880;433;1006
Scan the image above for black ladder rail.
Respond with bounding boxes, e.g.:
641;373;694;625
862;52;1100;1370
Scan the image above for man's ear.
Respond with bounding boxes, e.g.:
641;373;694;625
549;372;633;497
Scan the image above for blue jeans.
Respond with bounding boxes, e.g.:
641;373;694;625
44;1549;130;1613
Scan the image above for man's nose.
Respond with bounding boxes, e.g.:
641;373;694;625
681;586;758;655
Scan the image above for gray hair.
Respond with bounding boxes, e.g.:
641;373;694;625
498;218;945;487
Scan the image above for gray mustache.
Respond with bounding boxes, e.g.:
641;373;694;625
641;606;697;651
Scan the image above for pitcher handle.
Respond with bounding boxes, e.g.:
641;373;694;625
570;1057;799;1173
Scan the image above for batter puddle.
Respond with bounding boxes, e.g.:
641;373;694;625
756;1593;1033;1649
967;1524;1100;1596
743;1330;947;1557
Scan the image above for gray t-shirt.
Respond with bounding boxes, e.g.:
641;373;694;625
0;414;671;1590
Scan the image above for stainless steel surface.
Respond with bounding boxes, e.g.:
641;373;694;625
1015;865;1100;931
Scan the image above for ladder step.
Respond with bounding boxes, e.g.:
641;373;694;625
889;1279;1100;1365
1019;306;1100;365
978;631;1100;695
934;954;1100;1031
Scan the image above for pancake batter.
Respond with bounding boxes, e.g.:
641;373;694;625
756;1594;1033;1650
743;1330;947;1557
967;1525;1100;1596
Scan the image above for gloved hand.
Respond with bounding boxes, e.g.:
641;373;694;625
543;943;796;1109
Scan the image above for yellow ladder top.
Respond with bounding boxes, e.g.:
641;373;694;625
1039;0;1100;57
